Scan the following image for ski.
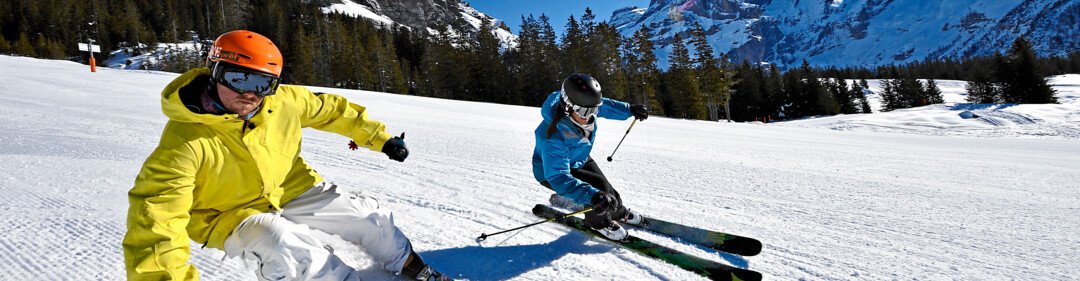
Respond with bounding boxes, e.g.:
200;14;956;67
533;204;762;281
547;195;761;256
635;216;762;256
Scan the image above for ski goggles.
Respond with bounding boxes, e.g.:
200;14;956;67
212;63;280;97
568;103;598;120
561;92;599;119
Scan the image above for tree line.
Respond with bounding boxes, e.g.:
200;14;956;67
2;0;1075;122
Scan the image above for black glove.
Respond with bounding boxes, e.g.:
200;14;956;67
630;104;649;121
381;133;408;162
590;191;618;216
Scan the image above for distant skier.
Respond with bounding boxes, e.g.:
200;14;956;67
532;73;650;240
122;30;449;281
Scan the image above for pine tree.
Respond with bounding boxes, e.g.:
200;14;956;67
285;25;315;85
925;79;944;104
1004;37;1057;104
990;52;1015;102
592;23;627;101
778;66;802;119
327;18;362;89
35;35;65;60
730;61;762;121
0;36;10;53
577;7;603;77
1069;51;1080;73
417;25;452;98
625;25;663;116
666;34;704;119
762;65;782;119
898;76;923;108
793;60;828;117
965;80;1000;103
879;79;901;111
514;15;546;104
689;22;733;120
819;78;841;115
835;78;858;114
470;17;506;102
12;32;36;57
561;15;585;74
850;82;872;113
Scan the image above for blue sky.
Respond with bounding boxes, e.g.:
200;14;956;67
465;0;651;38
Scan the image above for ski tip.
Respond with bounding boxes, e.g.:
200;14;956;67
738;239;763;256
731;270;763;281
531;204;550;216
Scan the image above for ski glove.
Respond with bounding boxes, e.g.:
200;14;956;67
382;133;409;162
630;104;649;121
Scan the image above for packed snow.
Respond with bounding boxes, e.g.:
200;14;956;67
1;55;1079;280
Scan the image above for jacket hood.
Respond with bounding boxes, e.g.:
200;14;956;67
540;91;562;122
160;68;249;125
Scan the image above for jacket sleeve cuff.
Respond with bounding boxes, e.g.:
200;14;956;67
368;131;394;152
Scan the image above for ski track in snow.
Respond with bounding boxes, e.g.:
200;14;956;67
2;55;1080;280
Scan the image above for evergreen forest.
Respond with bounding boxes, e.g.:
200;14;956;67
2;0;1077;121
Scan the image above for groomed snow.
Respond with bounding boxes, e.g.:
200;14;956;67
1;55;1079;280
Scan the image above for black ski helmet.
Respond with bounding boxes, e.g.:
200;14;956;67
561;73;602;108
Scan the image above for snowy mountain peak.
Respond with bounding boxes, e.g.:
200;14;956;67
610;6;647;30
612;0;1080;69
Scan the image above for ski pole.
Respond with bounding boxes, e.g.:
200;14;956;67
476;207;593;243
606;119;638;162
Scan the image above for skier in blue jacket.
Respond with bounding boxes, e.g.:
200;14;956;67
532;73;649;240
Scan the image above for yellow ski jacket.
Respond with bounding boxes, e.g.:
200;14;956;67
122;68;392;280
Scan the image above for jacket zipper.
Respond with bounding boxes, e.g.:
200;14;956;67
241;119;252;137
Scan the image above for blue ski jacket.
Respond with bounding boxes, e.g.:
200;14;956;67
532;91;633;205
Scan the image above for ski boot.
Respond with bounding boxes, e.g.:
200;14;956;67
621;209;643;226
401;251;452;281
594;221;628;240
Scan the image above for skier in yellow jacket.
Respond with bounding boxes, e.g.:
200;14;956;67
122;30;450;281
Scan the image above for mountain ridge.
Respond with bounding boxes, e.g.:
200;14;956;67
610;0;1080;69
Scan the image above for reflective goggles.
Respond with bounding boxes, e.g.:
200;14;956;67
568;103;598;119
561;91;599;119
212;64;280;97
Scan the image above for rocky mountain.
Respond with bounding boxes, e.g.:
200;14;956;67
318;0;516;48
611;0;1080;69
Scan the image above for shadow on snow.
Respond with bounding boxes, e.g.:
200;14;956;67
422;230;752;280
948;103;1017;111
421;233;608;280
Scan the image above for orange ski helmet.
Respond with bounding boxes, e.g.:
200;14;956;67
206;30;283;76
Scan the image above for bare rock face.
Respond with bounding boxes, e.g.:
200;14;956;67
611;0;1080;69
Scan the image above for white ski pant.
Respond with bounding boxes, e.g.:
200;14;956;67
223;182;412;281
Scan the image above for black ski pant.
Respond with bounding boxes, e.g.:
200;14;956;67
542;158;628;229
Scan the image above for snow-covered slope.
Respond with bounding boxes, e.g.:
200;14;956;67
3;55;1080;280
780;77;1080;139
322;0;518;49
102;42;205;70
322;0;396;25
612;0;1080;69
